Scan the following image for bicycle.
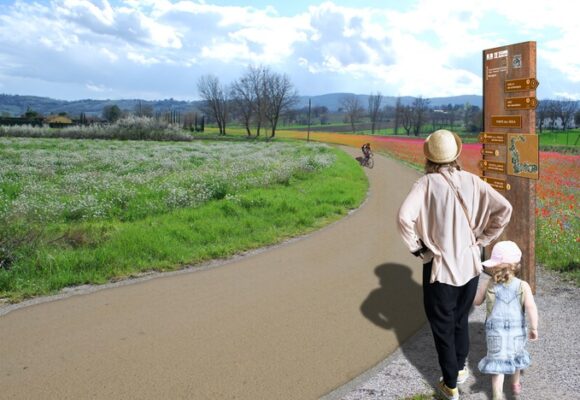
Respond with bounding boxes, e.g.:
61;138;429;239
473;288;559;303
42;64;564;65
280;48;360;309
361;150;374;168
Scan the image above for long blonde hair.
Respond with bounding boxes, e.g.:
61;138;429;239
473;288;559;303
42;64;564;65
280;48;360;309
487;262;521;284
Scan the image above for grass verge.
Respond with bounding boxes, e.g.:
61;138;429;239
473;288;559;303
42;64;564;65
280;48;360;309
0;145;367;302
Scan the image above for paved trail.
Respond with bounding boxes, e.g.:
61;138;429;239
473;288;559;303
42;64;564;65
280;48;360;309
0;148;425;400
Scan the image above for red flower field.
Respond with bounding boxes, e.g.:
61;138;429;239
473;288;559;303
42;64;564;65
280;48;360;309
280;130;579;276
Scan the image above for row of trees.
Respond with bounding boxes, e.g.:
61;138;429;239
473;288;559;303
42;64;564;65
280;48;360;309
339;93;483;135
536;99;579;132
197;65;298;137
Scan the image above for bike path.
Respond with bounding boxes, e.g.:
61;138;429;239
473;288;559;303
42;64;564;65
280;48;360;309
0;148;425;399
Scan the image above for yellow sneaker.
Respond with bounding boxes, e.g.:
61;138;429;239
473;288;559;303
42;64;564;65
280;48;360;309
437;379;459;400
457;366;469;384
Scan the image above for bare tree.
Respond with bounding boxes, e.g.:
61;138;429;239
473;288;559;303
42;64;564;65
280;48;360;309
230;74;255;136
341;95;364;133
394;96;402;134
134;101;154;117
197;74;228;135
444;104;458;128
262;68;298;138
536;100;548;133
412;97;430;136
401;105;413;135
431;109;446;130
559;99;578;130
368;92;383;134
547;100;559;131
248;65;268;136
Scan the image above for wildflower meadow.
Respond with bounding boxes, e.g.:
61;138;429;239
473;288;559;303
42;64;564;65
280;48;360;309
0;137;367;300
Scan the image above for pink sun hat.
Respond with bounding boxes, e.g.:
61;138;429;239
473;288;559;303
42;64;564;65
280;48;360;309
482;241;522;267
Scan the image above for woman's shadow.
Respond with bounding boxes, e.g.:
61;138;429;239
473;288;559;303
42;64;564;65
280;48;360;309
360;263;487;394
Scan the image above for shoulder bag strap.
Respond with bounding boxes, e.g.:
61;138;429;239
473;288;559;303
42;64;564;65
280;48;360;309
439;171;477;245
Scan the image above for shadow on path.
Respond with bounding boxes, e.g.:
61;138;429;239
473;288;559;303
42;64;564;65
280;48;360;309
360;263;423;337
360;263;490;395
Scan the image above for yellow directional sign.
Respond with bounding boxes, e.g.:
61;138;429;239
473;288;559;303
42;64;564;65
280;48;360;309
480;160;506;173
480;176;511;191
505;78;540;92
481;148;500;156
505;97;538;110
479;132;506;145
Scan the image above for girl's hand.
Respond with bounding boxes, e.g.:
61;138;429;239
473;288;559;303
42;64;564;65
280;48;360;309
529;328;538;341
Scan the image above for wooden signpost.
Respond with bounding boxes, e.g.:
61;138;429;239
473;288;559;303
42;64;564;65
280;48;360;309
482;41;538;292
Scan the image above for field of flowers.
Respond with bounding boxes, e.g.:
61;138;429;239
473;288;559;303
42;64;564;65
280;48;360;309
278;130;580;279
0;137;334;225
0;137;339;275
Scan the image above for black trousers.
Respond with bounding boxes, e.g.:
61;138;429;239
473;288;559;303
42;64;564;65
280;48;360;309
423;261;478;388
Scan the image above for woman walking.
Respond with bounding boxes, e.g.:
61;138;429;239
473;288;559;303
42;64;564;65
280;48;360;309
397;130;513;400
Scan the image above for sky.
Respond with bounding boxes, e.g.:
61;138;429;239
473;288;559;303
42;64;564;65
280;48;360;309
0;0;579;101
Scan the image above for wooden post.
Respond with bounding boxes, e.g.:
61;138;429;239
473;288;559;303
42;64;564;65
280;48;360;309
482;41;538;292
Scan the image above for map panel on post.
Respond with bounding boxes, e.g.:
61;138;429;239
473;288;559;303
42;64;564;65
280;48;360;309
506;134;539;179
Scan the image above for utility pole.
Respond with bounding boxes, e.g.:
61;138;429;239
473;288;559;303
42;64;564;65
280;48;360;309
307;98;311;142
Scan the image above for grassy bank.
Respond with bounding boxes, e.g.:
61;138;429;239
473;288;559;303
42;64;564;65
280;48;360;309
0;138;367;301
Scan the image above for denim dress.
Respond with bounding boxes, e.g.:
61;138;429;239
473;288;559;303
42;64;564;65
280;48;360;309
478;277;531;374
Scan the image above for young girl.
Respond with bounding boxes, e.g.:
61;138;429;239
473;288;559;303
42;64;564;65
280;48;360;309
473;241;539;400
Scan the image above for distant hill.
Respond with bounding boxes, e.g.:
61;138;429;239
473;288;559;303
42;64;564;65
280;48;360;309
0;93;482;117
0;94;202;117
297;93;483;111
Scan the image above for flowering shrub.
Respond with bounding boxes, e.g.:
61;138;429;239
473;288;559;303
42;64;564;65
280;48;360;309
0;116;192;141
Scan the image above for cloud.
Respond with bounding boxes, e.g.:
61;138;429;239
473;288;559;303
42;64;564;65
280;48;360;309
86;82;112;92
0;0;577;100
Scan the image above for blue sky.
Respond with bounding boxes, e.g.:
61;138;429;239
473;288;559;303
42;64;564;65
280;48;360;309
0;0;578;101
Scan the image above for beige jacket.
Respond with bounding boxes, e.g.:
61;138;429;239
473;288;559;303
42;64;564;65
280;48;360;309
397;168;512;286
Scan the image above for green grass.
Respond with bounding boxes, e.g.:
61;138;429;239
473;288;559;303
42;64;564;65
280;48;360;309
538;129;580;147
0;144;367;301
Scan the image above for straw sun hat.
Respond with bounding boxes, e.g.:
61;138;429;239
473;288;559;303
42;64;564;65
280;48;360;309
423;129;462;164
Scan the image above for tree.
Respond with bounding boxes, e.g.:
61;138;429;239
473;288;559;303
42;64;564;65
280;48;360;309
23;106;41;119
466;106;482;133
102;104;122;122
394;96;402;134
411;97;430;136
368;92;383;134
230;69;258;136
559;99;578;130
134;101;154;118
536;100;548;133
401;105;413;135
341;94;364;134
431;109;446;131
197;74;228;135
261;68;298;138
462;102;482;132
248;65;268;136
547;99;559;131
